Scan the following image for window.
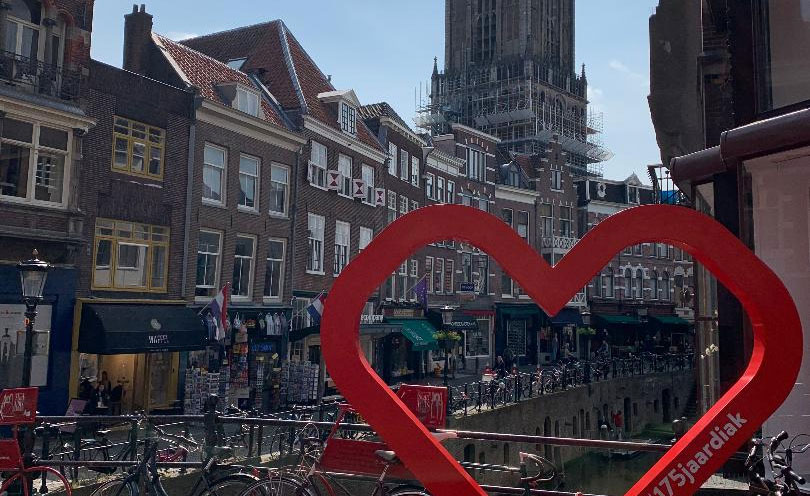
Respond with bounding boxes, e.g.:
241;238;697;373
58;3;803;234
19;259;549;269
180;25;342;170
651;270;659;300
388;142;397;176
93;219;169;292
435;258;445;294
0;118;69;205
467;148;484;181
445;259;455;294
410;200;418;211
656;243;666;258
604;268;614;298
235;87;261;117
517;211;529;240
426;257;434;294
264;239;285;300
539;203;553;237
6;6;40;62
478;195;488;212
195;230;222;298
232;235;255;299
410;260;418;277
334;221;350;275
467;319;490;356
269;163;289;216
307;213;325;273
426;173;435;200
399;196;408;214
437;177;445;203
387;191;397;224
634;270;643;299
202;143;226;204
502;208;513;227
238;154;259;210
623;268;632;298
359;226;373;251
501;272;513;297
362;164;374;205
399;149;409;181
399;263;409;300
340;102;356;135
628;186;639;204
551;169;562;190
661;272;670;301
462;253;472;282
447;180;455;203
338;154;352;197
309;141;327;188
559;206;572;237
633;244;642;256
411;157;420;186
112;116;164;179
226;58;247;70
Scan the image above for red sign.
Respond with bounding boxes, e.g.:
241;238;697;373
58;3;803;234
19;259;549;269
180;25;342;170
0;439;22;470
320;204;803;496
396;385;447;430
0;388;38;425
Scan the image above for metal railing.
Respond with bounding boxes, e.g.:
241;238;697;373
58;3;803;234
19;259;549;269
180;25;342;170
0;50;82;101
448;353;694;416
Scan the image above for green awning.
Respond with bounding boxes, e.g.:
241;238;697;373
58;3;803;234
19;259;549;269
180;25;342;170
497;304;541;318
650;315;691;327
387;319;437;351
594;313;641;326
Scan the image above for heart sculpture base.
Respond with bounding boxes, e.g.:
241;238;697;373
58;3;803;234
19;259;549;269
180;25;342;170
321;204;802;496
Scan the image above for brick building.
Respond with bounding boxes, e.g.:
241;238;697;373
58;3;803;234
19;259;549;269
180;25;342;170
0;0;95;413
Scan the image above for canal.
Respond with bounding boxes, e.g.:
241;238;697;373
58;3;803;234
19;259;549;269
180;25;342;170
551;451;660;495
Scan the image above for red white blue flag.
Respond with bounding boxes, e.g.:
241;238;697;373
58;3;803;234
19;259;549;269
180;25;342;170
307;291;326;326
210;282;230;341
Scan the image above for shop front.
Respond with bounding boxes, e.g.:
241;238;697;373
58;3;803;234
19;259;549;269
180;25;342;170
593;313;642;357
495;304;543;366
385;318;437;383
647;314;692;352
546;307;584;362
72;300;209;414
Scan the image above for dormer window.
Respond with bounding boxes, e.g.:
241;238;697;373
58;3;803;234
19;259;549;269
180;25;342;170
235;86;260;117
226;58;247;70
340;101;356;135
628;186;639;204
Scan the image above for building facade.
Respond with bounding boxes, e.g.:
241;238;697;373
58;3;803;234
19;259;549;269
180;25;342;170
0;0;95;413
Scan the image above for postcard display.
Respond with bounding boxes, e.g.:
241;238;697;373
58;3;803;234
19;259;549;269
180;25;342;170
280;361;319;404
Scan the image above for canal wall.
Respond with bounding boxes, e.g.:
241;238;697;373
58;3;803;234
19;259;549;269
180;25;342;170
444;370;695;486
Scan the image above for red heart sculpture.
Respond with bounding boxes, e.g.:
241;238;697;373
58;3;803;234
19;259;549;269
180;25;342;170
321;204;802;496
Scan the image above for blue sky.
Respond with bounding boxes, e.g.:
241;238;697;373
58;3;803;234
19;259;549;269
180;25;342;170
91;1;659;182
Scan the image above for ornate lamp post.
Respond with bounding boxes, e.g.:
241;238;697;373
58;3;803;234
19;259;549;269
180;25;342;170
17;250;51;387
440;305;454;387
581;310;592;383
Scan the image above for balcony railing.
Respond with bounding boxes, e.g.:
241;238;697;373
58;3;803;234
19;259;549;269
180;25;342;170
540;235;578;251
0;51;81;101
567;291;587;307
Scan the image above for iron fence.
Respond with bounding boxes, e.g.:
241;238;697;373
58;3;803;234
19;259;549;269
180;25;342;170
0;50;82;101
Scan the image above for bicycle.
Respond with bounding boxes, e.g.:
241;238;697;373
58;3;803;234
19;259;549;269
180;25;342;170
89;441;258;496
746;430;808;495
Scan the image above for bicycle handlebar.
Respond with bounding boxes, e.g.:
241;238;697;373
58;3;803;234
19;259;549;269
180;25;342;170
518;452;556;484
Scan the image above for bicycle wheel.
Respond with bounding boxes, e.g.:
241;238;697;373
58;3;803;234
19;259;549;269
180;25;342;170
386;486;431;496
198;473;259;496
239;475;318;496
90;477;138;496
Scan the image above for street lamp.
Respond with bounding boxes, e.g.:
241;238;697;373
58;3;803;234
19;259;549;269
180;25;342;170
17;249;50;387
440;305;454;387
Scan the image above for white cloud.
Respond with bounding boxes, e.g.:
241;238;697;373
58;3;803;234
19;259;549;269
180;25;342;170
608;59;649;89
167;31;198;41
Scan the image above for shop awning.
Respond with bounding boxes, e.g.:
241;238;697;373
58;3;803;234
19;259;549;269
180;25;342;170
288;323;401;342
594;313;642;326
549;308;583;326
497;304;541;318
649;315;691;328
289;325;319;342
79;303;209;355
426;312;480;332
387;318;437;351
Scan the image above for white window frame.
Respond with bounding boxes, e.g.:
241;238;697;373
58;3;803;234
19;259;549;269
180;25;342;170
238;154;260;212
426;173;435;200
410;200;418;211
307;213;326;274
387;190;397;224
447;180;455;204
435;258;445;295
517;210;529;240
337;154;353;198
309;141;327;189
388;142;398;176
0;117;72;208
334;220;351;276
410;259;418;277
467;148;484;181
362;163;375;205
400;149;409;181
202;143;226;206
359;226;373;251
437;176;445;204
235;86;261;117
269;162;289;217
264;238;286;302
399;195;408;214
445;259;455;294
411;157;420;186
232;234;256;300
426;257;434;294
194;229;222;301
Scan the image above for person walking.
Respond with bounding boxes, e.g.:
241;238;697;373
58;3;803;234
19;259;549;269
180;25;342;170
612;409;624;440
551;334;559;363
495;356;507;379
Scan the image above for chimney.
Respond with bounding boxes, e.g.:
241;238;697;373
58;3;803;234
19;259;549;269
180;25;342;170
123;4;153;75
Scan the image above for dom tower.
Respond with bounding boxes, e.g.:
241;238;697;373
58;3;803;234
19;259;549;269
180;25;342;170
419;0;611;176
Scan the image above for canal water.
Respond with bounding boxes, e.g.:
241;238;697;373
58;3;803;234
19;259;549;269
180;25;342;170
550;451;660;495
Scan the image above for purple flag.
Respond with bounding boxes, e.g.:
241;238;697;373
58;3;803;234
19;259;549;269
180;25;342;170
412;275;428;311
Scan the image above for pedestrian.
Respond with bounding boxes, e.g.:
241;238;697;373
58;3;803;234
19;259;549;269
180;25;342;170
551;334;559;363
495;356;507;379
503;348;514;372
612;409;624;439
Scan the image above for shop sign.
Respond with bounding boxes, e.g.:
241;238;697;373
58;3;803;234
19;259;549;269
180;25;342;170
251;342;277;353
385;307;422;318
459;282;476;293
0;387;37;425
360;314;384;324
147;334;169;345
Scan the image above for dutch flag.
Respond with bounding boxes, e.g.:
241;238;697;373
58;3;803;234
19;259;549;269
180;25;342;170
307;291;326;326
210;282;230;341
